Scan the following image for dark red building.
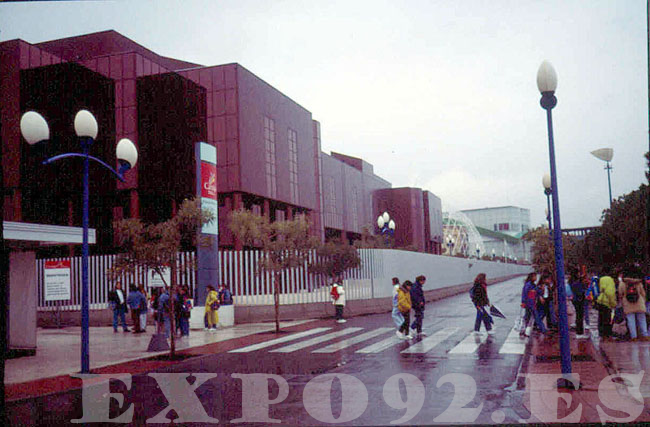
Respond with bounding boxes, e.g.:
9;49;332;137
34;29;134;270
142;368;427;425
0;30;442;254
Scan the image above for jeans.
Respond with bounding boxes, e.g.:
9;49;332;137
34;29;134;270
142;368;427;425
474;308;492;332
584;300;591;325
335;305;344;320
399;312;411;335
179;316;190;336
162;316;171;338
573;299;585;335
523;306;546;334
113;306;128;331
626;312;649;339
391;306;404;328
140;311;147;331
411;309;424;333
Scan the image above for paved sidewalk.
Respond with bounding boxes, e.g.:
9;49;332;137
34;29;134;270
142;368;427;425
5;320;315;400
520;326;650;423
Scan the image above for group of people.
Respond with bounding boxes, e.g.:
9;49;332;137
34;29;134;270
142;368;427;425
108;282;233;338
390;275;427;339
518;269;650;342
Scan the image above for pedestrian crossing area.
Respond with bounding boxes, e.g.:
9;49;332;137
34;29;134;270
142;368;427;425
227;325;530;357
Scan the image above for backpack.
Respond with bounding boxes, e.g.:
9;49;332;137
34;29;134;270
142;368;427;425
330;285;340;300
469;285;477;304
626;282;639;303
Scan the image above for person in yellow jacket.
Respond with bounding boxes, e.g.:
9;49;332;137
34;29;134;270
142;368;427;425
596;274;617;340
205;285;220;332
396;280;413;339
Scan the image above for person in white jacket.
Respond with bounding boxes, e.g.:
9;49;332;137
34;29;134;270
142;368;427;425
391;277;403;327
331;276;346;323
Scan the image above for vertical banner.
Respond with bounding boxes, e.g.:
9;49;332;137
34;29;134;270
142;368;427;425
195;142;219;306
44;260;71;301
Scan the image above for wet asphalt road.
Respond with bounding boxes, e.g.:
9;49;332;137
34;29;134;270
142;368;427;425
7;277;533;425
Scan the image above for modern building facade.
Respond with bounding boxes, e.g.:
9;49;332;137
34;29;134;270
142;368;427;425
1;30;443;255
461;206;531;238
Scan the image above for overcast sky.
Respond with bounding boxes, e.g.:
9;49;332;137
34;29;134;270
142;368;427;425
2;0;648;229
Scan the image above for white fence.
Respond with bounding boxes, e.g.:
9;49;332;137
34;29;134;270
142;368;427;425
36;248;529;311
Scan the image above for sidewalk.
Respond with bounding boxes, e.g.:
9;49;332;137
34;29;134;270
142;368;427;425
520;325;650;423
5;320;317;401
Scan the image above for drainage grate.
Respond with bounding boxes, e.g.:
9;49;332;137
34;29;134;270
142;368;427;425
535;355;594;363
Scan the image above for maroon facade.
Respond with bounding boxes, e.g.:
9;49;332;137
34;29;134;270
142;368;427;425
1;30;443;254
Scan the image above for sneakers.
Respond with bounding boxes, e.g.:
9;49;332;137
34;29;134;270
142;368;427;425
473;331;482;336
405;334;414;339
487;330;496;335
396;330;404;339
575;334;590;339
209;328;217;332
336;319;347;323
416;332;428;338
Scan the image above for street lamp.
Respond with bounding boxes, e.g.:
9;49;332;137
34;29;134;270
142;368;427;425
446;236;455;255
537;60;573;385
475;243;480;259
377;212;396;246
20;109;138;374
491;248;495;260
590;148;614;209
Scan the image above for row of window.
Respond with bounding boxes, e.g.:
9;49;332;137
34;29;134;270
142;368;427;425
264;116;300;202
493;223;529;232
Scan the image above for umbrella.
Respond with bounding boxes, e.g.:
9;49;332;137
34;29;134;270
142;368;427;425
489;304;507;319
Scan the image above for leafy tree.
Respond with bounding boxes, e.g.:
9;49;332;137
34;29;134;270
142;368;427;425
310;241;361;280
229;209;319;332
524;226;581;277
108;197;214;357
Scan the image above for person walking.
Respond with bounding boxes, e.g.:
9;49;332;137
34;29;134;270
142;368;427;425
410;275;426;337
205;285;220;331
470;273;494;335
520;272;546;336
585;273;599;329
619;277;649;341
391;277;404;328
219;283;234;305
177;286;192;337
596;273;617;340
126;284;146;333
157;287;171;338
108;282;130;333
138;284;148;332
331;276;346;323
569;270;588;339
397;280;413;339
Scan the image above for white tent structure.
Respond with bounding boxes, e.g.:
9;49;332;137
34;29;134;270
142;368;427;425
442;211;485;257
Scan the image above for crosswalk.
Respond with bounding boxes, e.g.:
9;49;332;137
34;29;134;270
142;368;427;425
228;325;530;356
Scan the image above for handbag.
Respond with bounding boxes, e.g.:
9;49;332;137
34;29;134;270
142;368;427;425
210;301;219;311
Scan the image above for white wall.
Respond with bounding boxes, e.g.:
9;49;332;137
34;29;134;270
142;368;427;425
370;249;531;298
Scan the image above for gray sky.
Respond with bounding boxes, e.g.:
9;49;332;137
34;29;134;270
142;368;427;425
2;0;648;229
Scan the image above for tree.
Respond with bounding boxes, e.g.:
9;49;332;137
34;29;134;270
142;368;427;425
108;197;214;357
229;210;319;332
353;224;389;249
524;226;581;277
310;241;361;280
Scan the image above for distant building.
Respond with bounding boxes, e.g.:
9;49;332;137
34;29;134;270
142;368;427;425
460;206;531;238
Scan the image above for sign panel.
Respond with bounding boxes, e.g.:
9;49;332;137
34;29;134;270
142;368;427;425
148;267;171;288
198;143;218;235
44;260;71;301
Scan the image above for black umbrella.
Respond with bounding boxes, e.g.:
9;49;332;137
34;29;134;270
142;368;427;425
489;304;507;319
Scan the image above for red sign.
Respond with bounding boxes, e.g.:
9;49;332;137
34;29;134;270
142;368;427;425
45;260;71;269
201;162;217;199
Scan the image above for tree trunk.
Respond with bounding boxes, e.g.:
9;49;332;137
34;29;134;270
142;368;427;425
274;272;280;333
169;261;177;358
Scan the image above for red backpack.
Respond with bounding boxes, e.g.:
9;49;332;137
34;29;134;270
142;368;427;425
626;282;639;303
330;285;340;300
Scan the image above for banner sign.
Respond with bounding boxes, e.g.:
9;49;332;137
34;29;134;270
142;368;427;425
148;267;171;288
199;143;218;235
44;260;71;301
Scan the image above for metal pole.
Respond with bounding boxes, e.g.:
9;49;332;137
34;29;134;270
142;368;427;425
542;95;572;377
81;140;90;374
605;161;613;209
546;192;553;239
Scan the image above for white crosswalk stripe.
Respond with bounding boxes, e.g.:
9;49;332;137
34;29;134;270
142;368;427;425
270;327;364;353
356;334;404;354
313;328;394;353
228;327;332;353
401;327;459;354
448;331;489;354
498;327;527;354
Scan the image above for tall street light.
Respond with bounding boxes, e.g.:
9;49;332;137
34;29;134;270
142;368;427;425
446;236;455;255
377;212;396;247
537;60;574;385
20;110;138;374
590;148;614;209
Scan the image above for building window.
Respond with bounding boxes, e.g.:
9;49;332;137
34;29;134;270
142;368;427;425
288;128;299;204
498;223;509;231
264;116;277;198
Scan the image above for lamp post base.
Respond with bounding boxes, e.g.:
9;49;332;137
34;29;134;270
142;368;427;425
557;375;581;390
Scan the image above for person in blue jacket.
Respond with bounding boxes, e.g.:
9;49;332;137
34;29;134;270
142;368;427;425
410;275;426;337
521;272;546;336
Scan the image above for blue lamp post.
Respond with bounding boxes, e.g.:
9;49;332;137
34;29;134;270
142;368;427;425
20;110;138;374
377;212;396;246
537;61;574;385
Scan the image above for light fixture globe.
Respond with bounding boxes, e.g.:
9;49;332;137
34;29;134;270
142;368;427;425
74;109;98;139
590;148;613;163
20;111;50;145
536;61;558;93
542;173;551;190
382;212;390;223
377;216;385;228
116;138;138;168
388;220;395;230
